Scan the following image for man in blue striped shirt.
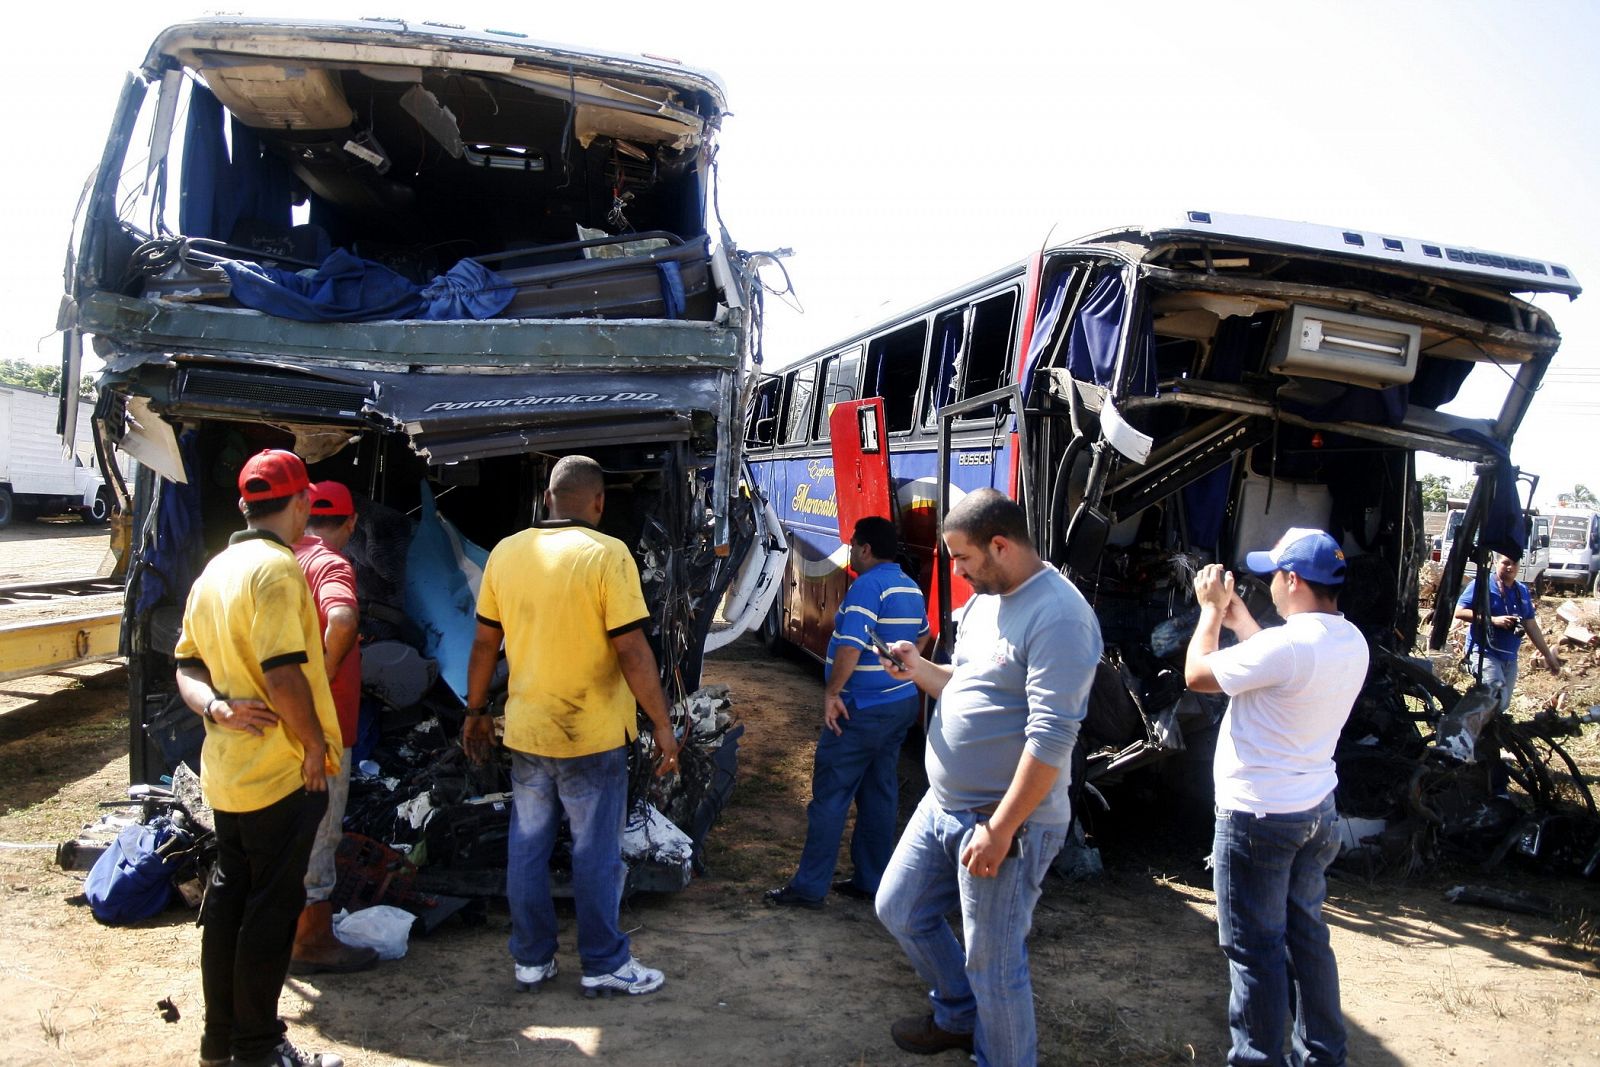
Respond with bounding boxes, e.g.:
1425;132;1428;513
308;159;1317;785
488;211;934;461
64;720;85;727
766;516;929;908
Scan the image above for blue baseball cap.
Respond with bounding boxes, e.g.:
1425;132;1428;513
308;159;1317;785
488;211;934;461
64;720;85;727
1244;528;1347;585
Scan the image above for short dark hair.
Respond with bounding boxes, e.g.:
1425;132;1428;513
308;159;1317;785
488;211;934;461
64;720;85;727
305;513;349;533
852;516;898;559
944;488;1031;550
242;495;293;519
548;455;606;506
1301;577;1342;603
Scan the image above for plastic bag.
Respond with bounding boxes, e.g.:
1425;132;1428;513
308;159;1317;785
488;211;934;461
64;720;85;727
332;904;415;960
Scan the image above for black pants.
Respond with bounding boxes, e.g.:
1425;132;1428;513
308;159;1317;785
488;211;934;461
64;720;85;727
201;788;327;1062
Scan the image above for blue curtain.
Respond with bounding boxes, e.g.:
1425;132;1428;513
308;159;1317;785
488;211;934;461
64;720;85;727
133;431;205;616
1020;272;1071;401
1447;429;1528;560
1182;462;1234;553
1067;273;1155;396
179;85;294;241
179;87;232;240
1281;384;1408;427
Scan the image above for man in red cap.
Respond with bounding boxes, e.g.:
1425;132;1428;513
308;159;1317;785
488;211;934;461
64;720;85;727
289;481;378;974
173;448;345;1067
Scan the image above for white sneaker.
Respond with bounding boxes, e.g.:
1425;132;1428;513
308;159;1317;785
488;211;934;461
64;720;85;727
514;958;558;991
580;956;664;997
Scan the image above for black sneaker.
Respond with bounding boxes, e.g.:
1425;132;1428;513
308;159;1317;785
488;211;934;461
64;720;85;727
235;1040;344;1067
763;885;823;910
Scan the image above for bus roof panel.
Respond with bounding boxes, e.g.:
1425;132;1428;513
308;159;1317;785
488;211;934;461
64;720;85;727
145;17;730;113
1082;211;1580;297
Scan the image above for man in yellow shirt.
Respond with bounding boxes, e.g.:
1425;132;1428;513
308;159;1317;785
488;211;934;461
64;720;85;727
462;454;680;997
174;448;344;1067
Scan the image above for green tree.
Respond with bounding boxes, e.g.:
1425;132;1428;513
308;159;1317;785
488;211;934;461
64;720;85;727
0;360;93;397
1419;473;1451;512
0;358;62;394
1567;484;1599;507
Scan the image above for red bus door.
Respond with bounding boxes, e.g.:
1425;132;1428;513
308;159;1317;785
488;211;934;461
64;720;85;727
829;398;893;543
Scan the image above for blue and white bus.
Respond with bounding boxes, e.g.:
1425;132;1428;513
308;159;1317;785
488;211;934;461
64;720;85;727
745;211;1579;791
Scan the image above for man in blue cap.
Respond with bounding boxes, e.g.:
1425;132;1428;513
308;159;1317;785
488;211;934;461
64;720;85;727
1183;528;1369;1067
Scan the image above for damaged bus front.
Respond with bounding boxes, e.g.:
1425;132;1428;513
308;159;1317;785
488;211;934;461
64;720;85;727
751;212;1581;861
64;18;781;895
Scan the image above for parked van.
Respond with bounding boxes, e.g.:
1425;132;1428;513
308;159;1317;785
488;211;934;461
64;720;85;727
1437;506;1549;589
1544;507;1600;593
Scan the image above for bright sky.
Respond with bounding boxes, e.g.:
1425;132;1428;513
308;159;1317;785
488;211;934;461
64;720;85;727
10;1;1597;506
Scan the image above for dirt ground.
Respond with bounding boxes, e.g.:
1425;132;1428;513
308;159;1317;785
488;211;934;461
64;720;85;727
2;525;1599;1066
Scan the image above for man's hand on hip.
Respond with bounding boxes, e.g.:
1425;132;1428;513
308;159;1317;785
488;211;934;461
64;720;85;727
214;698;276;736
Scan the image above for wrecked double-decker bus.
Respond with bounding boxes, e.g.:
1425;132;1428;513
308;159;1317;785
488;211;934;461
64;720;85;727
747;212;1582;865
64;18;784;897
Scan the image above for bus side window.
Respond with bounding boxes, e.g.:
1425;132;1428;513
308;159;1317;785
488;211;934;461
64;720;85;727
958;290;1018;407
745;377;782;449
782;365;816;446
923;308;965;428
865;320;929;433
812;346;862;442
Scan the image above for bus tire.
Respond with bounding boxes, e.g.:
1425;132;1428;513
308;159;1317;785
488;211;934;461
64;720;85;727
759;596;788;653
0;486;13;529
81;487;112;525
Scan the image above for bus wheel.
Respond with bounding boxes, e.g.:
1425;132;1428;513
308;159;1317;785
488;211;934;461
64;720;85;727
0;487;13;529
759;596;788;653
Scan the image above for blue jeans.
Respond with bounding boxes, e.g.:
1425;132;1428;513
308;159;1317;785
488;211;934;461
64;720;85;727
507;746;631;977
876;791;1067;1067
789;691;920;898
1466;648;1518;714
1212;794;1345;1067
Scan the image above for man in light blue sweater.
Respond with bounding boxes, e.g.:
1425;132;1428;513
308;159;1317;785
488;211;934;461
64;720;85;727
874;489;1102;1067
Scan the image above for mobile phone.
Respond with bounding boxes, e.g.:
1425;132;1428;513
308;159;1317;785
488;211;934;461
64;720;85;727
867;629;904;669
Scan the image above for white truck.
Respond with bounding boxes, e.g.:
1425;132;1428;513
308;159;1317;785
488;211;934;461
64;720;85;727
0;385;113;527
1543;506;1600;594
1438;506;1551;590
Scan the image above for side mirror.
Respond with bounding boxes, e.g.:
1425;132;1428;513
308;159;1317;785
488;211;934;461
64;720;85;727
1539;534;1550;549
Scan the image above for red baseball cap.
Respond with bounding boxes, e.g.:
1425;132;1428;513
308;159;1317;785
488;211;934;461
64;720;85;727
309;481;355;518
238;449;311;503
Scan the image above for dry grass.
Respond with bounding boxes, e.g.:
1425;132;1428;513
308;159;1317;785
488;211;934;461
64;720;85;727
1037;993;1199;1066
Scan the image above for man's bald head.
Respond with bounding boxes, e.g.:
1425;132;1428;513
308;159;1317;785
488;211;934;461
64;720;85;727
546;455;607;522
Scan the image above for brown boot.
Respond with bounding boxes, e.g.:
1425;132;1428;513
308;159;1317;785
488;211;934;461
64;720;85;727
290;900;379;975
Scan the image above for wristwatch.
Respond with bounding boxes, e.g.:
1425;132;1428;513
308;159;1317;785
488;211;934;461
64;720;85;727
202;697;224;723
465;705;490;717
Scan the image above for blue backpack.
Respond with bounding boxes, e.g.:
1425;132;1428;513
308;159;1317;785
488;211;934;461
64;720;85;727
84;817;193;924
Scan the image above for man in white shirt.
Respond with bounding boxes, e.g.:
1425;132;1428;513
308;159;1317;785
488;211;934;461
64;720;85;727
1185;528;1369;1067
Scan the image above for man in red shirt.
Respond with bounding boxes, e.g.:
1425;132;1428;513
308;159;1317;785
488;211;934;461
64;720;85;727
290;481;377;974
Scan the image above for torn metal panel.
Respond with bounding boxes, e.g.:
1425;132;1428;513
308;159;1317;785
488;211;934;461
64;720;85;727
79;294;742;369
